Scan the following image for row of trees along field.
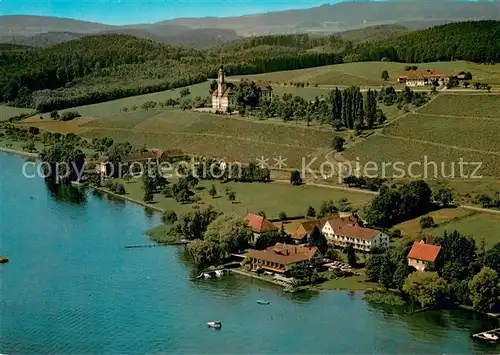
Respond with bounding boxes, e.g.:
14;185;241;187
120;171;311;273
235;82;426;132
366;230;500;313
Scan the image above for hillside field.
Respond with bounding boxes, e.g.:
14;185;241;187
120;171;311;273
344;93;500;202
231;61;500;87
55;82;212;117
394;208;500;248
0;105;35;122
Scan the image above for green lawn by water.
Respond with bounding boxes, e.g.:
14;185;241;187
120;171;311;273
110;178;373;219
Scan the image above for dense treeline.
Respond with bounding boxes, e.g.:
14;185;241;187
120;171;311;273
353;20;500;63
1;21;498;111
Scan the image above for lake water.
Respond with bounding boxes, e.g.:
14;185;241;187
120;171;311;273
1;152;499;354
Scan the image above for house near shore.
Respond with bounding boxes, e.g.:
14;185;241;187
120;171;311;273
291;217;330;244
407;240;441;272
398;69;448;87
246;243;321;274
245;213;279;244
321;216;389;252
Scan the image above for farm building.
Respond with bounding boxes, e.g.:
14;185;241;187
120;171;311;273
245;213;279;244
398;70;448;87
407;240;441;272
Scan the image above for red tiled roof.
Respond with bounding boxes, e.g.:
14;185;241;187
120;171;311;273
408;241;441;263
247;243;318;265
399;70;446;80
246;214;278;233
325;216;381;241
291;218;328;240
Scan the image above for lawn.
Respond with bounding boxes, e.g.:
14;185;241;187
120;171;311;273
417;94;500;119
314;274;380;291
231;61;500;87
0;105;35;122
384;113;500;153
18;116;95;134
394;208;475;238
54;81;211;117
108;179;373;220
429;213;500;249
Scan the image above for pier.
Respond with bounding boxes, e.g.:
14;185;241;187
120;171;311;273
472;328;500;343
124;241;188;248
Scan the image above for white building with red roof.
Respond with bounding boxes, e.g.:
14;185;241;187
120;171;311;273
398;69;449;87
407;240;441;271
321;216;389;252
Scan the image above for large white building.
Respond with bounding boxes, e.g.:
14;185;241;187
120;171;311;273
398;69;448;87
321;216;389;252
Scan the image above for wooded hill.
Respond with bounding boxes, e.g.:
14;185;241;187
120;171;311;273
1;20;498;112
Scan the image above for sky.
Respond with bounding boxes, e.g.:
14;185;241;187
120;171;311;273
0;0;349;25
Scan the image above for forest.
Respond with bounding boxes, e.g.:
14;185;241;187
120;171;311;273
0;20;497;112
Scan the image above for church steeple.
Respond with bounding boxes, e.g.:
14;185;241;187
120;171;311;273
217;65;225;97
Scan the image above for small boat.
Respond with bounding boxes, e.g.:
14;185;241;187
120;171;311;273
207;321;222;328
0;257;8;264
257;300;270;305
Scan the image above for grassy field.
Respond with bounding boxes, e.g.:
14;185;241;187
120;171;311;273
418;94;500;119
0;105;35;122
394;208;474;238
429;213;500;249
231;61;500;87
108;179;373;220
55;81;211;117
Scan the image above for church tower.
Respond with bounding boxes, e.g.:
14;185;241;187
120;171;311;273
217;65;225;97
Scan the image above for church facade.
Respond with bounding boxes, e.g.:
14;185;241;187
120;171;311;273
211;65;235;113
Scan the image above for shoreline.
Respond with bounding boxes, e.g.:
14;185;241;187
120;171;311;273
0;146;38;158
91;185;165;213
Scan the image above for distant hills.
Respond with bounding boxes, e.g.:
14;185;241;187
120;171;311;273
1;1;499;48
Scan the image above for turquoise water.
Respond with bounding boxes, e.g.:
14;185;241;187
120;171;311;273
1;152;499;354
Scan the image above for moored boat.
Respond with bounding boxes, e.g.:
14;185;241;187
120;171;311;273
207;321;222;328
0;256;8;264
257;300;270;305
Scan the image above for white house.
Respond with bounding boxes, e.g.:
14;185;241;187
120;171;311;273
398;69;448;87
321;216;389;252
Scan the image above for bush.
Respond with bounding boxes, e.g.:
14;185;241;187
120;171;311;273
60;111;81;121
115;183;126;195
420;216;435;229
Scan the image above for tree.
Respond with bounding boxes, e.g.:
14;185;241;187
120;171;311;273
278;212;287;221
290;170;303;186
379;254;395;289
50;111;60;119
420;216;435;229
209;184;217;198
463;81;470;88
393;260;412;291
306;205;316;217
381;70;389;81
366;254;384;281
318;200;338;217
180;88;191;97
332;136;346;152
433;187;453;207
468;267;499;312
484;243;500;274
235;81;261;112
403;271;448;308
346;244;357;267
115;183;126;195
257;211;267;218
228;191;236;203
162;210;178;224
143;189;154;202
255;231;280;250
308;226;328;254
435;230;477;281
204;213;252;257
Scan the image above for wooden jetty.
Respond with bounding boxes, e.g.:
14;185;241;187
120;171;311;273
124;241;188;248
472;328;500;343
